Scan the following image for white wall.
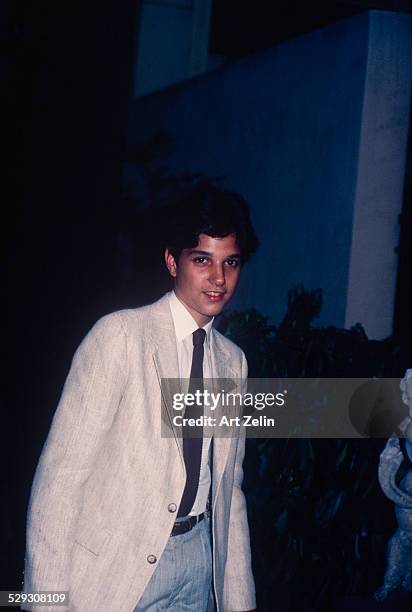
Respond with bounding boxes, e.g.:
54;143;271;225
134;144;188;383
345;11;412;338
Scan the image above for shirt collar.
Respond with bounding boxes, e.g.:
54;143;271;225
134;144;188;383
168;291;213;343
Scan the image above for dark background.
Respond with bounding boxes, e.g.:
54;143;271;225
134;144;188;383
5;0;412;606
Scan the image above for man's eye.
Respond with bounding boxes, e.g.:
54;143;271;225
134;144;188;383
193;257;208;264
226;259;239;267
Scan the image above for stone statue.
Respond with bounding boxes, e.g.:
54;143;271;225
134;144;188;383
374;369;412;601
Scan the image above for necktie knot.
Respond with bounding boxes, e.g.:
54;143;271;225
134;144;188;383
192;328;206;347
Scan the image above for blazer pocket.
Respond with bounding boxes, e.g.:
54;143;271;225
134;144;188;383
74;517;113;556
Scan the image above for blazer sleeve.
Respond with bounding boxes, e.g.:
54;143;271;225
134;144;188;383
223;351;256;612
23;313;127;610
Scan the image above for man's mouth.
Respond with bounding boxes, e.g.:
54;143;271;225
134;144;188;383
204;291;226;301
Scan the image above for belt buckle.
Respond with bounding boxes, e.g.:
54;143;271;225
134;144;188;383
182;517;191;531
171;516;189;537
171;513;203;538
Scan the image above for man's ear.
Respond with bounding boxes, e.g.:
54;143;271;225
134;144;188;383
164;248;177;278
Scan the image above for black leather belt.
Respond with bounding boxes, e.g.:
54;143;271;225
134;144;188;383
171;513;205;537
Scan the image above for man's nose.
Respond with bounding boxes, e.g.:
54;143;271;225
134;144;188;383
210;264;225;286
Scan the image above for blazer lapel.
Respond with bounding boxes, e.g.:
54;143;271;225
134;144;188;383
209;330;239;510
149;294;184;462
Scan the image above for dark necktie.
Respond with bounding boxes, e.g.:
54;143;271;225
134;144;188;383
177;327;206;517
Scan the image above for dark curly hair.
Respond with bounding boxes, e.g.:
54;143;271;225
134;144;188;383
165;181;258;263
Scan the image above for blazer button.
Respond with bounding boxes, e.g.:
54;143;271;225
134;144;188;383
168;503;177;513
147;554;157;564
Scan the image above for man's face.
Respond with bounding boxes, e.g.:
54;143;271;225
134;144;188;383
165;233;241;327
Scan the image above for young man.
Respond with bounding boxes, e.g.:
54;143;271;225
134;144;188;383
24;182;258;611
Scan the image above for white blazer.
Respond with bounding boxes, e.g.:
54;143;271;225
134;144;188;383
23;294;256;611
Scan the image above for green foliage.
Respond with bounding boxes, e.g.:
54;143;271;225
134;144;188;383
219;285;407;611
219;285;404;378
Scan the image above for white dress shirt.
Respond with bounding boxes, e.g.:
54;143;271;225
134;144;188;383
168;290;213;516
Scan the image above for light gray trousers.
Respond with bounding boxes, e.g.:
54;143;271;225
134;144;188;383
134;516;213;611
